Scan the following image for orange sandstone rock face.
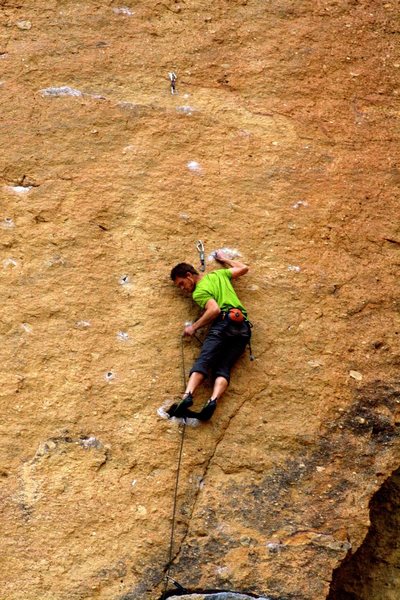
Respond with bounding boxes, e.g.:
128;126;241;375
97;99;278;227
328;468;400;600
0;2;399;600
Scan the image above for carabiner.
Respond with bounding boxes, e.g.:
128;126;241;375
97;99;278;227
196;240;205;272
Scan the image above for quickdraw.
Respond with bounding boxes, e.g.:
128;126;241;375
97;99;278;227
196;240;206;272
168;72;177;95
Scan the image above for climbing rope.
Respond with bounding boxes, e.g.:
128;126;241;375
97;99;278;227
162;422;186;597
162;336;189;598
180;334;188;391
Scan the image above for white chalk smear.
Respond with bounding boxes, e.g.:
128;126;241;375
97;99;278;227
267;541;284;554
40;86;83;97
157;404;200;428
113;7;134;16
21;323;33;333
187;160;202;172
79;435;102;449
3;258;18;268
287;265;301;272
208;247;242;262
40;87;105;100
176;106;195;115
117;331;129;341
76;320;91;329
16;20;32;30
292;200;308;209
6;185;32;194
122;144;136;154
1;218;15;229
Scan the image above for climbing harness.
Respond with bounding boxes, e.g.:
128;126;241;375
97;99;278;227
196;240;206;272
221;307;255;362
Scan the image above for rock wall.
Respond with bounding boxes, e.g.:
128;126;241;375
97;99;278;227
1;1;399;600
328;468;400;600
163;592;280;600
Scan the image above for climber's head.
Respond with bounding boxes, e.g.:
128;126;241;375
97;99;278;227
170;263;199;293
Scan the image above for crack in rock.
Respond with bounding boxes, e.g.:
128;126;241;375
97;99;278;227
161;384;270;583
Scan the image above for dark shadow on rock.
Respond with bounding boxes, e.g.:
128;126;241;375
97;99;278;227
327;467;400;600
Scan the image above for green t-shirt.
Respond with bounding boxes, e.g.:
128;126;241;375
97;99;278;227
192;269;247;314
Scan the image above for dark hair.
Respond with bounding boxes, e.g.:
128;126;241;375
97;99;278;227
170;262;199;280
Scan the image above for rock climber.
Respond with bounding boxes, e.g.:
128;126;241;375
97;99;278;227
164;251;252;422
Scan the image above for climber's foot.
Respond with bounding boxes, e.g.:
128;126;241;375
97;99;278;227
198;398;217;421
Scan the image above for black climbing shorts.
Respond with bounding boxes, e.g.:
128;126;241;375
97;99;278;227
190;316;251;383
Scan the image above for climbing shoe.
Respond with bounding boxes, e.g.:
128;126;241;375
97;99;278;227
166;393;193;418
180;407;202;419
198;398;217;421
164;403;178;418
157;405;200;427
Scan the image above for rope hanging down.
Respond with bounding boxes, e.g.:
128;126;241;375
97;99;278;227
162;336;189;598
162;423;187;597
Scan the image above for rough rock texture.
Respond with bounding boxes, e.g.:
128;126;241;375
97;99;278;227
1;1;399;600
167;594;269;600
328;468;400;600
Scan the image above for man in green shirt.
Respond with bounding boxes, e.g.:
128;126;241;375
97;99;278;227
164;251;251;422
